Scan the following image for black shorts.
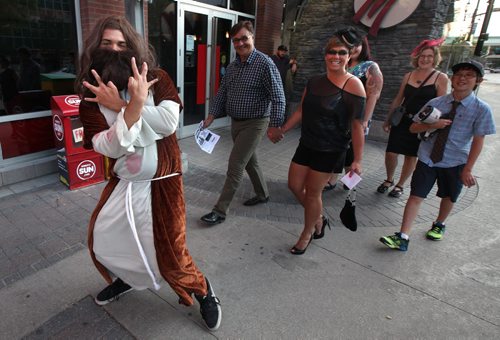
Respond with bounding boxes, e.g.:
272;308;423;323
410;161;465;203
292;143;346;173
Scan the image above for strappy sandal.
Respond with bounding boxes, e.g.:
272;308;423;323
376;179;394;193
323;181;336;192
388;185;404;198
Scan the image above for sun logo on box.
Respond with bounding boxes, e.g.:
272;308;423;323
53;115;64;141
64;95;81;107
76;160;96;180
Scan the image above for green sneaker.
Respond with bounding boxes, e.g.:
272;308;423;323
379;232;409;251
426;222;446;240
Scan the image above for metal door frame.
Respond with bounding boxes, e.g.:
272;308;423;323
176;3;236;138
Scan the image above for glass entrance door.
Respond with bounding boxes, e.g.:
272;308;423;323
177;5;235;138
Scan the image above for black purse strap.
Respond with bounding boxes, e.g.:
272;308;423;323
401;70;436;107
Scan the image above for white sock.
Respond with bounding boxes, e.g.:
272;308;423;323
400;232;409;240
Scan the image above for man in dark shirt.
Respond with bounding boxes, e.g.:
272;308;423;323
271;45;297;117
200;21;285;225
271;45;297;87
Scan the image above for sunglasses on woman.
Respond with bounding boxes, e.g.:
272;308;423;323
326;49;349;56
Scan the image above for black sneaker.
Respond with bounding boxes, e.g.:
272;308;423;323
195;278;222;331
95;278;133;306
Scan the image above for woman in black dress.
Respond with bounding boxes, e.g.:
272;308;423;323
281;35;366;254
378;39;448;198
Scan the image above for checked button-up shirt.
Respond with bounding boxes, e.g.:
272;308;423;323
210;48;285;127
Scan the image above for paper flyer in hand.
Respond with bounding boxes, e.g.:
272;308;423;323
340;171;362;190
195;121;220;154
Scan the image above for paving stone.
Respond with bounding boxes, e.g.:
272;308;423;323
58;243;86;259
10;249;41;268
31;259;51;271
23;296;135;340
18;266;36;278
2;245;22;257
2;272;22;285
0;258;16;278
36;237;70;258
54;225;87;246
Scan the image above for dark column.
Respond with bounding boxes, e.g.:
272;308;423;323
255;0;285;56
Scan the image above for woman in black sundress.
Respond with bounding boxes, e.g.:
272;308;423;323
378;39;448;198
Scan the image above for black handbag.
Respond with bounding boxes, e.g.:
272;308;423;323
389;70;436;127
390;105;406;127
340;189;357;232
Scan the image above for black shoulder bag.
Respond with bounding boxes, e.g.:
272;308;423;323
390;70;436;127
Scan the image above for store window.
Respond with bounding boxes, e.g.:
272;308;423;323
0;0;78;116
230;0;256;14
0;0;78;161
148;0;178;82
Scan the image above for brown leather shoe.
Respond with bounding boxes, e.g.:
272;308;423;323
243;196;269;206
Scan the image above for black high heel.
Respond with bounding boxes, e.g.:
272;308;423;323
313;216;331;239
290;233;313;255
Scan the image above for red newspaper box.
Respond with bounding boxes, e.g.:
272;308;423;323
57;151;105;190
51;95;104;190
51;95;87;155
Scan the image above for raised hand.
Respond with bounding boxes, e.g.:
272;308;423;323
122;57;158;129
83;69;126;112
127;57;158;105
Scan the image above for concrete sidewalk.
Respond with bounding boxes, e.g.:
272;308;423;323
1;74;499;339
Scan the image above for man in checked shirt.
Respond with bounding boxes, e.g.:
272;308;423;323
200;20;285;225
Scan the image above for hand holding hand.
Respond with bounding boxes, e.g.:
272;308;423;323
267;127;284;144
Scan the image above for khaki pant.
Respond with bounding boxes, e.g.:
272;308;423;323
213;117;270;216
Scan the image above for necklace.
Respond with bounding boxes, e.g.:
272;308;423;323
415;69;434;84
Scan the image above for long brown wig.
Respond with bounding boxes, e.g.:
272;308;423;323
76;16;157;96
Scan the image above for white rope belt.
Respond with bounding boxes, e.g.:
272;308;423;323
119;172;180;290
